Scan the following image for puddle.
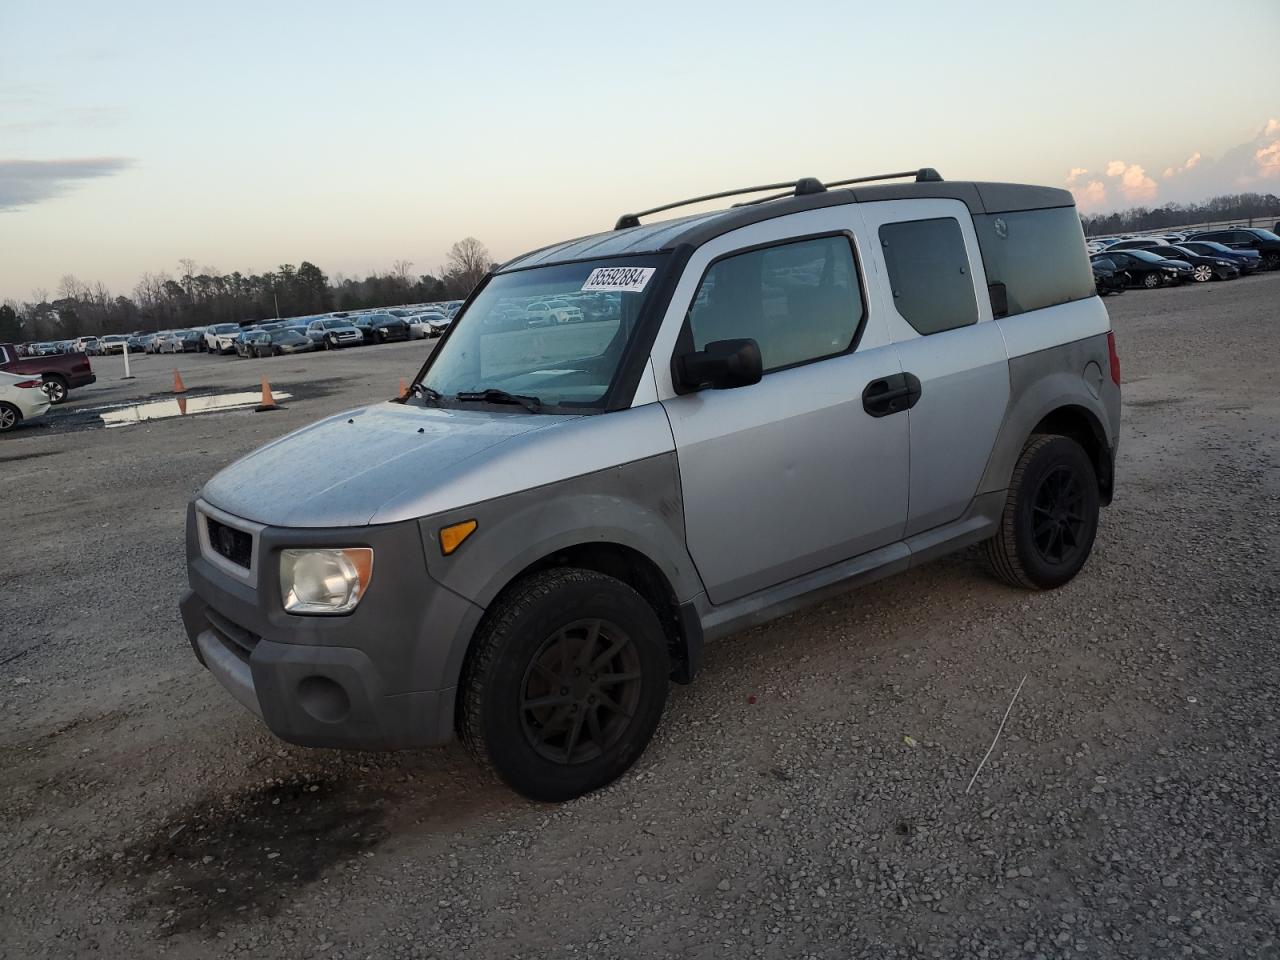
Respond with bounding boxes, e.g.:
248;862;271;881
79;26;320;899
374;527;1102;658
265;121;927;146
100;391;293;427
101;776;385;935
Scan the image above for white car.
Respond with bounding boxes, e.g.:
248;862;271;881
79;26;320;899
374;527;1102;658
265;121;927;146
98;335;131;354
0;370;52;433
408;312;451;339
206;323;242;352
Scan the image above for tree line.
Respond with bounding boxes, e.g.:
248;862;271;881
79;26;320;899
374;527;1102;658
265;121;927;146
0;237;496;344
1082;191;1280;237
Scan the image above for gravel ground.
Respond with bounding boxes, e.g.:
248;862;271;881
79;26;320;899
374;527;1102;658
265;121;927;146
1;276;1278;959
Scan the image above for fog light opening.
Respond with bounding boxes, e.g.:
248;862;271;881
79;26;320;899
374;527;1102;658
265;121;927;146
298;675;351;724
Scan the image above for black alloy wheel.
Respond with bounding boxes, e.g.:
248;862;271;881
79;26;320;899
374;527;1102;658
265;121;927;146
459;568;670;801
519;618;643;765
985;434;1100;590
1028;464;1087;567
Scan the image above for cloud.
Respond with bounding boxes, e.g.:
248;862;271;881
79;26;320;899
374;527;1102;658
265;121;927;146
1163;152;1201;178
1265;118;1280;137
1066;167;1088;186
1104;160;1158;202
0;157;134;211
1072;179;1107;212
1257;141;1280;179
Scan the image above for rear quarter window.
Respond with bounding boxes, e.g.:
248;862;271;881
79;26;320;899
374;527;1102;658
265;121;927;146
974;206;1096;317
878;217;978;336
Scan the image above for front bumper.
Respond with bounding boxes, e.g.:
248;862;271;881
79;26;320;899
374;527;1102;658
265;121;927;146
181;500;483;750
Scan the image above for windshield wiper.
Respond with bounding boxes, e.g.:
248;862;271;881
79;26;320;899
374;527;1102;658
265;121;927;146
413;383;442;404
455;388;543;413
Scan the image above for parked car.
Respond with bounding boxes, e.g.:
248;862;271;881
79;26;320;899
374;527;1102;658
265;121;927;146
157;330;202;353
1186;227;1280;270
1176;240;1262;274
205;323;242;352
1145;245;1240;283
409;312;451;339
181;170;1120;801
0;341;95;404
353;313;411;345
1092;249;1192;288
233;331;261;358
1091;258;1126;295
305;317;364;349
98;335;132;354
0;369;52;433
1105;238;1163;252
71;336;101;355
253;330;315;357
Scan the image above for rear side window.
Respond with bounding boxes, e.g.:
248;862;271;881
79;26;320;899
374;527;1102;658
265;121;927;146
878;217;978;335
687;234;863;372
974;206;1096;317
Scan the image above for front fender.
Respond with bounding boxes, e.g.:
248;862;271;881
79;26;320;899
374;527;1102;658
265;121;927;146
419;453;701;610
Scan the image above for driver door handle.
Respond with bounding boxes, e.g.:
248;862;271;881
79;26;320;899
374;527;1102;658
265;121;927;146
862;372;922;418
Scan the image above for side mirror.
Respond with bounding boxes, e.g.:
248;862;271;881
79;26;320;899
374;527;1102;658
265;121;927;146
676;338;763;390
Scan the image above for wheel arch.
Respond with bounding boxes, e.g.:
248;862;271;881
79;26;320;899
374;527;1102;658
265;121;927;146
978;339;1119;507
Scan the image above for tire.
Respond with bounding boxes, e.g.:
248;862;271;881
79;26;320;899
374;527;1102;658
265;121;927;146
1264;251;1280;271
459;568;670;802
1192;264;1213;283
1142;272;1161;289
42;375;69;404
324;335;335;350
0;402;20;433
984;434;1100;590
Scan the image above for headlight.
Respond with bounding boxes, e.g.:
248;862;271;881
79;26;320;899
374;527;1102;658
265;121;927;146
280;548;373;614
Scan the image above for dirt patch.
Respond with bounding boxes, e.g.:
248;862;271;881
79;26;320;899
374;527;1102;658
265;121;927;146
98;776;386;935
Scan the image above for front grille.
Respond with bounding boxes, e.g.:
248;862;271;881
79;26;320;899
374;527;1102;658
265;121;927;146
206;516;253;569
206;607;260;662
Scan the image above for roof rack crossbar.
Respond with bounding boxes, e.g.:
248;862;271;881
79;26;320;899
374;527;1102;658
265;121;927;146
824;168;943;189
614;168;942;229
615;180;805;230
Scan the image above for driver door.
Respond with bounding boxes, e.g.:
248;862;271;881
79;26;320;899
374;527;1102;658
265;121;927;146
654;209;911;605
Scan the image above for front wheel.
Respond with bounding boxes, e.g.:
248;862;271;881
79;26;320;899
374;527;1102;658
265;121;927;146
1264;251;1280;271
1142;272;1161;289
985;434;1100;590
1192;265;1213;282
42;376;68;404
459;569;670;802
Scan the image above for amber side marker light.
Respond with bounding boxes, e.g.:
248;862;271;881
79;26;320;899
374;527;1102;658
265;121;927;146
440;520;478;555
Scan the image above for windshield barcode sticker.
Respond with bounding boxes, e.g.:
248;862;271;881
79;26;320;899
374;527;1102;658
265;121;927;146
581;266;655;293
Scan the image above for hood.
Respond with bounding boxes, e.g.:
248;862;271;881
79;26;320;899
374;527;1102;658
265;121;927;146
201;401;575;527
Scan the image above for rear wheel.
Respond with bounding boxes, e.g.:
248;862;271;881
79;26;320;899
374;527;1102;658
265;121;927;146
985;434;1100;590
459;569;670;801
42;375;68;404
0;402;20;433
1192;264;1213;283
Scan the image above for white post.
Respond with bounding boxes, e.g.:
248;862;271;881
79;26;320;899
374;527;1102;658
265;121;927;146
121;343;135;380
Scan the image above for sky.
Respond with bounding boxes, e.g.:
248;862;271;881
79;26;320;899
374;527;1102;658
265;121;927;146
2;0;1278;302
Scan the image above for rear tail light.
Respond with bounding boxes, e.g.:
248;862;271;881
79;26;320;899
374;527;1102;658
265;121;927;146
14;379;43;389
1106;331;1121;386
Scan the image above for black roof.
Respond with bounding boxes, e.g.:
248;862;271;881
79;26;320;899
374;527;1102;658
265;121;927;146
501;179;1075;271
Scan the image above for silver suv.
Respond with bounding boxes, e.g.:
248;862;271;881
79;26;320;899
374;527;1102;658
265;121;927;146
181;169;1120;800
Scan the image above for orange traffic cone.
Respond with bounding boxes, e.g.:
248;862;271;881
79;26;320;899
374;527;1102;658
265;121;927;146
255;376;281;412
173;369;186;394
398;378;409;399
176;395;188;416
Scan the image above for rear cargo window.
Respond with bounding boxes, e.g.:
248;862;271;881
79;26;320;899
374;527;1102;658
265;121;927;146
878;218;978;335
974;206;1096;317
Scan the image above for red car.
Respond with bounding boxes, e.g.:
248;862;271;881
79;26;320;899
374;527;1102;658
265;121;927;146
0;343;96;404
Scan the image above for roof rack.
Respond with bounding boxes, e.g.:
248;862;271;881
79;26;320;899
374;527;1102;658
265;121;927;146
614;168;942;229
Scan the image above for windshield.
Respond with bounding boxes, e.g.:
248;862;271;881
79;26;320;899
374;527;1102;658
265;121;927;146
1248;228;1280;241
420;255;668;409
